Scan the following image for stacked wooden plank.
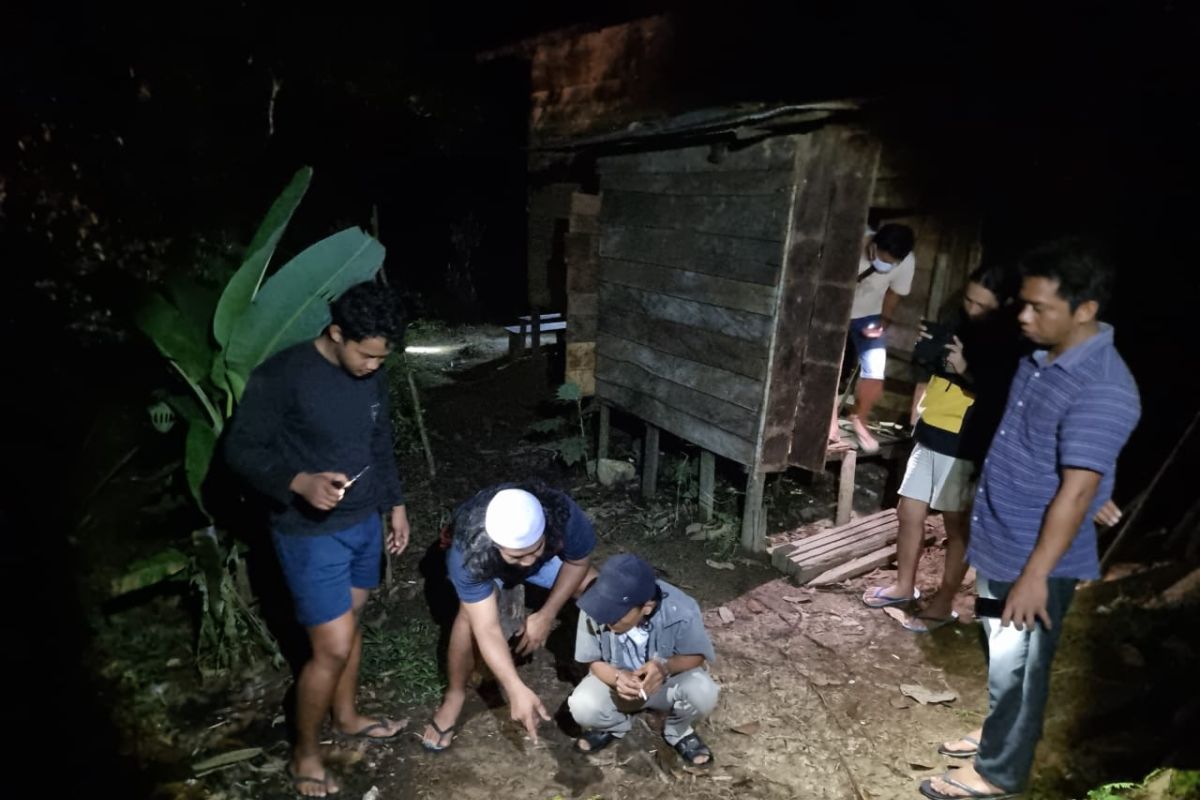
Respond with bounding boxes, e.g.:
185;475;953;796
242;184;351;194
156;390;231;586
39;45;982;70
768;509;935;585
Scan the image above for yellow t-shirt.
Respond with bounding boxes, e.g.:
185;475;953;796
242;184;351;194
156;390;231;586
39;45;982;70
918;375;976;435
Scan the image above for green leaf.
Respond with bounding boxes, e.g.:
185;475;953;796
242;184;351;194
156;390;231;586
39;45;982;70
556;382;583;403
527;418;567;434
167;393;206;427
136;291;213;385
223;228;386;397
210;352;232;406
165;273;222;340
557;436;587;466
186;420;219;516
213;167;313;348
110;548;188;596
192;747;263;776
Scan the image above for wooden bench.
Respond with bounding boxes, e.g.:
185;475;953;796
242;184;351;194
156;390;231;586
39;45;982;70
506;313;567;360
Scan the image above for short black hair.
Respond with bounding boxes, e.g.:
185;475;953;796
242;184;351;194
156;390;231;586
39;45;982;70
330;281;407;344
1017;238;1114;315
874;223;916;260
968;263;1020;306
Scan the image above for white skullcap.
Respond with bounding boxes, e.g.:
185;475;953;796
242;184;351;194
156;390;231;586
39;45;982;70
484;489;546;550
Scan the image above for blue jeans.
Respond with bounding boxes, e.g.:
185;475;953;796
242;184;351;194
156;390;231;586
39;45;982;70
975;574;1077;792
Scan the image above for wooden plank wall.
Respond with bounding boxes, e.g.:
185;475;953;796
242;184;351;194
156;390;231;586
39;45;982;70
760;128;881;472
593;138;796;465
527;181;579;310
565;192;601;394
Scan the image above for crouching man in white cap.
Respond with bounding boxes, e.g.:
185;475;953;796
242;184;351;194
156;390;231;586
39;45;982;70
421;482;597;750
569;554;719;767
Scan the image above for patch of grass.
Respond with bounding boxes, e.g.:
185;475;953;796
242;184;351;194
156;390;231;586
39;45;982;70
1085;769;1200;800
1087;781;1140;800
360;618;443;704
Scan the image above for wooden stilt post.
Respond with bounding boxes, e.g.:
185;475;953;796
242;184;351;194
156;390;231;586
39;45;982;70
699;450;716;522
836;448;857;526
597;403;611;461
642;423;660;498
741;470;767;552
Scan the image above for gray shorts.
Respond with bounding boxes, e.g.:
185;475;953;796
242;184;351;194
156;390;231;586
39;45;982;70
899;443;974;512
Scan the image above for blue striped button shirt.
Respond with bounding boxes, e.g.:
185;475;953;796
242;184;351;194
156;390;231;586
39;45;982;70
967;324;1140;581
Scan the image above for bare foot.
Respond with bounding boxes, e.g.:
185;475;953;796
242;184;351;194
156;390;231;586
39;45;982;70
850;415;879;453
924;762;1011;797
288;752;340;798
920;590;956;622
829;416;843;444
940;727;983;757
862;583;917;608
422;688;465;750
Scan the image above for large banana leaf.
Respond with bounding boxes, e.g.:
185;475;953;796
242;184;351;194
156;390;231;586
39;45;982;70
212;166;313;349
166;273;223;340
136;291;212;386
186;419;219;515
223;227;385;397
110;548;189;596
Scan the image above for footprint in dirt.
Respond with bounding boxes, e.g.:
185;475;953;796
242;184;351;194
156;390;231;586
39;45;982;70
550;700;604;793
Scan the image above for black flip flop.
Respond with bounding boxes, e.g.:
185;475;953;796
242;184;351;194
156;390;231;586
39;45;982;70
421;718;458;752
672;732;714;768
937;735;980;759
573;729;619;754
335;718;403;742
918;774;1017;799
286;763;340;797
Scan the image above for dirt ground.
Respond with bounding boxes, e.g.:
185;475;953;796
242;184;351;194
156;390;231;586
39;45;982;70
88;326;1199;800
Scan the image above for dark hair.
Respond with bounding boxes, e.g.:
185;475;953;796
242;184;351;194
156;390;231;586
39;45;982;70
330;281;407;344
453;480;572;581
873;224;915;260
1017;238;1114;314
967;263;1020;306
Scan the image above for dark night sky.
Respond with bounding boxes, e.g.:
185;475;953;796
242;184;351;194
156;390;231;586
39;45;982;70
3;1;1199;501
3;1;1198;490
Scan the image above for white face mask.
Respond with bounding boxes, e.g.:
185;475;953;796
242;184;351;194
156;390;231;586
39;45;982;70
871;257;896;273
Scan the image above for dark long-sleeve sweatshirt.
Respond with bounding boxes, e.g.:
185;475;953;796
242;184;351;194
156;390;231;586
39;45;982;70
224;341;405;536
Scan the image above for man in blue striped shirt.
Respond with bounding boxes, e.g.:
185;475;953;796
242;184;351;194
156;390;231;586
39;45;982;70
920;240;1140;800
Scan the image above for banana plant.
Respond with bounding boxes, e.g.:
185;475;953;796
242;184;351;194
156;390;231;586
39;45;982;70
135;166;386;515
127;167;387;669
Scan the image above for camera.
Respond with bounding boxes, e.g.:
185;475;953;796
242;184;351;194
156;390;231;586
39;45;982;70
913;319;956;373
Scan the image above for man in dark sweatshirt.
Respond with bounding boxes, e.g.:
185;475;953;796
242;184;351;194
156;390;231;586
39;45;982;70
226;281;409;798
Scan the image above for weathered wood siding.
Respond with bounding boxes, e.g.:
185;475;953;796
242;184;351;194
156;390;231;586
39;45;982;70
565;191;601;394
527;181;579;310
594;138;797;465
753;127;881;473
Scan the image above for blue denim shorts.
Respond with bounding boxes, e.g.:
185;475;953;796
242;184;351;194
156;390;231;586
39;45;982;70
849;314;888;379
272;514;383;627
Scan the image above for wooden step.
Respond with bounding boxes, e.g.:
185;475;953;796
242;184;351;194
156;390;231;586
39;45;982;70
807;527;936;586
768;509;894;574
770;509;908;584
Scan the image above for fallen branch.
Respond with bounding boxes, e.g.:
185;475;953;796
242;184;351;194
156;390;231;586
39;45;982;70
1101;407;1200;571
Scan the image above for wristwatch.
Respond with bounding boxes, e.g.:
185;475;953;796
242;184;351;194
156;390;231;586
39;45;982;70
651;655;669;677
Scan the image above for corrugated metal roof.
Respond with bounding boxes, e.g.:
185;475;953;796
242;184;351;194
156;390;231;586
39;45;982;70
532;99;864;151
